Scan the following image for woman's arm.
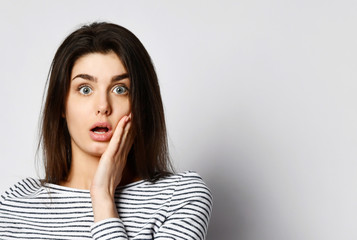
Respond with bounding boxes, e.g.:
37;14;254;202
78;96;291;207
153;175;213;240
90;114;133;223
90;173;213;240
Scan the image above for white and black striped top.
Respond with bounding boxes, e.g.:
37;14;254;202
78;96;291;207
0;171;212;240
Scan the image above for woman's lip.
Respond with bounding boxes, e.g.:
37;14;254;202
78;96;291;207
89;122;113;142
90;122;112;131
89;130;113;142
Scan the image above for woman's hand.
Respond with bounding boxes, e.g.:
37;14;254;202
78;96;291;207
90;114;133;222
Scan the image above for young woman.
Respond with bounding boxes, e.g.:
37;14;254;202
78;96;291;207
0;22;212;239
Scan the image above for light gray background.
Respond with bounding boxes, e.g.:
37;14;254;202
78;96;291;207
0;1;356;239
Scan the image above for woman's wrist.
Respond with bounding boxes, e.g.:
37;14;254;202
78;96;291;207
91;191;119;222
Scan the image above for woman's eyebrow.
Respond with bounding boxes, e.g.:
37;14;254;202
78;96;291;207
112;73;129;82
71;73;129;82
71;74;96;81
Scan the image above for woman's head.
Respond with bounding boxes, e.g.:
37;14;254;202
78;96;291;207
41;22;172;184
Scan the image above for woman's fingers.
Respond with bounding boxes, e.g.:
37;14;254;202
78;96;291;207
103;114;131;158
117;120;133;158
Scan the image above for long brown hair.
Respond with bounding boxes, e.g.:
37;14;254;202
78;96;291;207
40;22;173;184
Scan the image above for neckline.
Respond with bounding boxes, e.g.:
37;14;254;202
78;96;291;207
44;178;146;194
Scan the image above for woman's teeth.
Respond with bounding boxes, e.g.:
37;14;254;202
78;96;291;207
92;127;108;134
94;131;105;134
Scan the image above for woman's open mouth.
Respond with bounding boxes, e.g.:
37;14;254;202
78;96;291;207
91;126;109;134
89;122;113;141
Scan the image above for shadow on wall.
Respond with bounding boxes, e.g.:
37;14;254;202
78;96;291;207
203;154;254;240
205;171;242;240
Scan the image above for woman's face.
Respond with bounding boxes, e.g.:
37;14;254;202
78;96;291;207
65;51;131;158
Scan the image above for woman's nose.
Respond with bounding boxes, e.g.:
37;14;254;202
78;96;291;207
96;94;111;115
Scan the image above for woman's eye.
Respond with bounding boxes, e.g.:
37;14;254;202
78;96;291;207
79;86;92;95
113;85;128;95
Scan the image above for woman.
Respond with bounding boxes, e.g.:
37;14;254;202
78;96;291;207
0;22;212;239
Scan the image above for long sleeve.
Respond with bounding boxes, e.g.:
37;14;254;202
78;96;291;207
90;172;213;240
154;173;213;239
90;218;128;240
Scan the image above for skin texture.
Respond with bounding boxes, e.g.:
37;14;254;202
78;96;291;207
62;51;133;222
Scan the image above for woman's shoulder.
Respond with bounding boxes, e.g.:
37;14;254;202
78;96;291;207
155;171;212;202
153;171;209;188
173;170;211;193
171;171;209;186
136;171;211;198
1;177;42;202
159;171;213;220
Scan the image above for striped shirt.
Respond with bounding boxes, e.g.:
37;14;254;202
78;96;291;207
0;171;212;239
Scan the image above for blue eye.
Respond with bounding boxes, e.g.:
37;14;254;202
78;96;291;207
113;85;128;95
79;86;92;95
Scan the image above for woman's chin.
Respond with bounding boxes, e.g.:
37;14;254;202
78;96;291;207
89;143;109;157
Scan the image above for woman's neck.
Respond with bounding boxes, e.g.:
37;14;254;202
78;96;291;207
60;153;139;190
60;153;99;190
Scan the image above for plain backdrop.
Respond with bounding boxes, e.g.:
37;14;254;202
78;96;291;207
0;1;356;240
